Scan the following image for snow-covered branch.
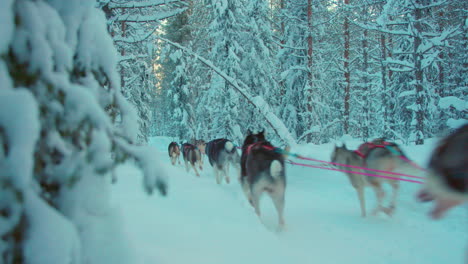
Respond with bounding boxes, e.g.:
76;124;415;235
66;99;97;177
109;0;186;9
115;8;186;22
114;27;157;43
118;54;150;62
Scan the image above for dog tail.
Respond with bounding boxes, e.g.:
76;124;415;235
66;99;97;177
225;141;235;153
270;160;283;179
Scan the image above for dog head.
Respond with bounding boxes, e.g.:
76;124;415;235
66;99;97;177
194;139;206;154
243;129;266;148
169;142;180;154
331;143;350;164
417;124;468;219
173;145;180;154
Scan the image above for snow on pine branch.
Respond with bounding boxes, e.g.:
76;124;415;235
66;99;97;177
0;89;39;189
114;138;168;196
113;27;158;43
158;37;297;147
439;96;467;111
108;0;186;9
114;8;187;22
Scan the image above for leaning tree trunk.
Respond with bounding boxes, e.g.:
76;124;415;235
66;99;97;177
158;37;297;147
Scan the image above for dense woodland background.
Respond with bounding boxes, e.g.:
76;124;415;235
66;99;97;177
103;0;467;145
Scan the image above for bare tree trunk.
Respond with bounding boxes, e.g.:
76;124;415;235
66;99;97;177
305;0;314;142
380;34;390;137
414;3;424;145
280;0;285;47
362;28;369;140
120;21;126;88
279;0;286;97
343;0;351;134
437;10;444;96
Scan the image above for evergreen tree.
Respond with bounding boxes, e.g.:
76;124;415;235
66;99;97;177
1;1;167;262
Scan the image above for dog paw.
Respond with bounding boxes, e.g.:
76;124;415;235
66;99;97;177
371;208;381;216
417;189;435;202
276;224;287;233
383;206;395;217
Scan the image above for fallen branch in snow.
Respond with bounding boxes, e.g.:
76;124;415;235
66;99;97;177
158;37;297;147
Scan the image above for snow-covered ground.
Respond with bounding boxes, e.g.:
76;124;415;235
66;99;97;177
111;136;467;264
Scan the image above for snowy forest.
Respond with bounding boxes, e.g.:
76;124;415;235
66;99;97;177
152;0;467;146
0;0;467;263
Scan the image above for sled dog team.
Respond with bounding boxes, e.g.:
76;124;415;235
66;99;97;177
168;125;468;230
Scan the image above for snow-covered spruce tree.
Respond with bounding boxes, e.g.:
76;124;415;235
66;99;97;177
204;0;249;142
0;0;167;263
239;0;283;142
376;0;462;144
275;0;342;143
99;0;187;143
156;9;196;141
428;0;467;132
188;0;218;141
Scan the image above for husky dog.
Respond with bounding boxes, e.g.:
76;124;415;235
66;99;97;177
240;130;286;230
331;139;413;217
418;124;468;219
193;139;206;167
182;143;203;177
205;138;240;184
168;142;181;166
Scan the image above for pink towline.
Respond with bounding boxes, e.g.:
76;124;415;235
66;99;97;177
292;155;425;180
287;160;424;184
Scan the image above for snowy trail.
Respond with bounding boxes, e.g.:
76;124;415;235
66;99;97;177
111;137;467;264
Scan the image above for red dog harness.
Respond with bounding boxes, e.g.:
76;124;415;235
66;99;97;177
245;142;276;155
354;141;400;159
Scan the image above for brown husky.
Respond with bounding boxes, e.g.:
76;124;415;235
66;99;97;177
182;143;203;177
168;142;181;166
331;139;415;217
193;139;206;168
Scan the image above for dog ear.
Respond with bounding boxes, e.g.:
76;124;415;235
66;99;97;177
342;143;347;150
247;129;252;135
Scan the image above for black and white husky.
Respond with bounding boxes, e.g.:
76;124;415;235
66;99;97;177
182;143;203;177
418;124;468;219
240;130;286;230
205;138;240;184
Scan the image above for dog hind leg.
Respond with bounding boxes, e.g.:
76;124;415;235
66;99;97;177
356;186;366;217
214;166;221;184
250;188;262;217
269;190;286;230
371;183;386;215
385;180;400;216
224;163;230;184
241;178;253;206
191;162;200;177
